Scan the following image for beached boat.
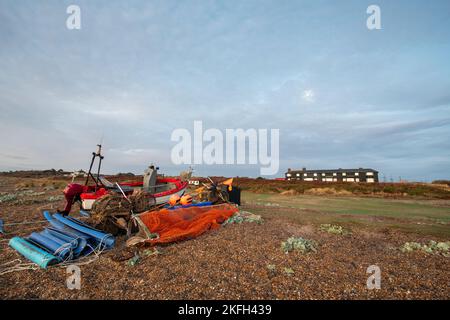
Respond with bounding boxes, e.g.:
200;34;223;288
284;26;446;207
79;176;188;210
60;145;189;214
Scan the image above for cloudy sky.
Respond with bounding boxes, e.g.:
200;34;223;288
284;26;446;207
0;0;449;181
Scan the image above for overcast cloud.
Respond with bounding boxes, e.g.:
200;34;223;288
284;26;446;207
0;0;449;181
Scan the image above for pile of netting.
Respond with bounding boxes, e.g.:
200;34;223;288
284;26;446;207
136;203;238;245
88;190;155;234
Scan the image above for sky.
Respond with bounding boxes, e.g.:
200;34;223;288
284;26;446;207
0;0;449;181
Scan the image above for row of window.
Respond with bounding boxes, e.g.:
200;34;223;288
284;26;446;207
286;172;374;178
286;177;376;183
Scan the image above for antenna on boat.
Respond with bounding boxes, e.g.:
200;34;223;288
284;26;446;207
85;143;105;189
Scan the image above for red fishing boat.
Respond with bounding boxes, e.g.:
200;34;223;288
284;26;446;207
79;176;188;210
60;145;188;214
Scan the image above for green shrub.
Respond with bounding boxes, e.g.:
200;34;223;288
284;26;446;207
283;267;295;276
401;241;450;257
48;195;64;202
0;193;17;203
319;224;350;235
281;237;317;253
383;186;396;193
266;264;276;271
224;211;263;225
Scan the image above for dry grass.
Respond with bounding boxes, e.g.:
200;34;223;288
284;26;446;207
304;187;353;196
236;178;450;199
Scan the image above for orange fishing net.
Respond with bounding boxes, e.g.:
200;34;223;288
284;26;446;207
138;203;238;245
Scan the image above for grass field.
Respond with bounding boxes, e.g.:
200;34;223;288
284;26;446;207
242;192;450;238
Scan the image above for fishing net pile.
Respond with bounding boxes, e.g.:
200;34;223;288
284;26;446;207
88;190;155;234
136;203;238;245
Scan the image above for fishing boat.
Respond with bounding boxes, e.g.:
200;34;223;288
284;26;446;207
60;145;189;214
79;176;188;210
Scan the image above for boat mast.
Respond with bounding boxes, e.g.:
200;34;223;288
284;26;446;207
85;144;104;189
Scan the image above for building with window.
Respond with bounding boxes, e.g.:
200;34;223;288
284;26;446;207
285;167;379;183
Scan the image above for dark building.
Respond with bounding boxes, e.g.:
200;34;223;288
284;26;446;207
285;167;379;183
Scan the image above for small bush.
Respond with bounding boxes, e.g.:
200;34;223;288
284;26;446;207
281;237;317;253
48;195;64;202
21;190;45;197
283;267;295;276
319;224;350;235
0;193;17;203
266;264;276;271
224;211;263;225
401;241;450;257
383;186;396;193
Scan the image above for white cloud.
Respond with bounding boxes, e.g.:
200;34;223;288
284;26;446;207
107;148;172;165
302;89;315;103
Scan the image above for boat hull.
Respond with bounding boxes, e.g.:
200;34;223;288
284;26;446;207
154;186;186;205
80;179;188;210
